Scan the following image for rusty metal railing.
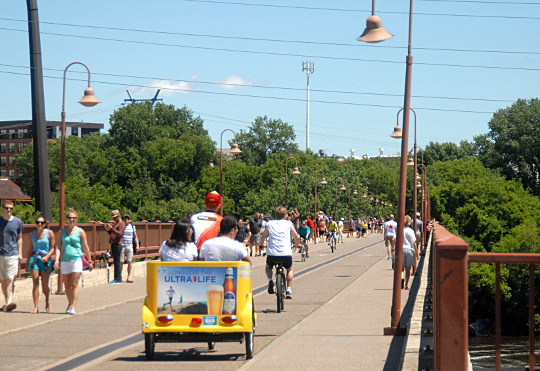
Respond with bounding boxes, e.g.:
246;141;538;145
433;223;537;371
18;221;173;277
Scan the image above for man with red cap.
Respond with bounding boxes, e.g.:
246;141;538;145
190;191;223;251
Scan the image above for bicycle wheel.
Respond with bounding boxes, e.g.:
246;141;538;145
331;237;335;253
276;271;284;313
301;243;306;262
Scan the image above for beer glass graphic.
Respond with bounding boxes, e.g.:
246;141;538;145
206;285;224;315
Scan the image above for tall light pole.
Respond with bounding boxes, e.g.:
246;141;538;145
314;170;327;218
284;157;301;209
347;186;358;222
219;129;242;216
27;0;52;221
60;62;100;229
359;0;415;335
333;178;346;220
302;61;315;151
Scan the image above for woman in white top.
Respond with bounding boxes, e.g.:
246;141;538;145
159;220;198;262
121;215;139;283
402;215;417;290
260;206;300;299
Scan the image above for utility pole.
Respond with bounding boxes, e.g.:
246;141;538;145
27;0;52;221
302;61;315;151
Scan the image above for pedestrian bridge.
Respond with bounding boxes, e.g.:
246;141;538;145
2;224;534;370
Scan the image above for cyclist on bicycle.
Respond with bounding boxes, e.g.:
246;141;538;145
327;217;338;249
297;220;311;258
260;206;300;299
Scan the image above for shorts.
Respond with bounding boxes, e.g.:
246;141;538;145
356;227;361;232
28;254;53;273
362;228;367;234
249;233;261;244
266;255;293;270
403;248;415;267
384;235;395;247
60;259;83;275
0;255;19;280
120;244;134;262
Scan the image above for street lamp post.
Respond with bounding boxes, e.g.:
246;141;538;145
60;62;100;229
219;129;242;216
359;0;415;335
284;157;301;209
333;178;346;220
314;170;327;218
347;186;358;221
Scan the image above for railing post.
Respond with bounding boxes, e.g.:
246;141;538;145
433;224;470;370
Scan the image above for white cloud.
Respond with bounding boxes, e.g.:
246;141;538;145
215;75;256;90
129;79;192;97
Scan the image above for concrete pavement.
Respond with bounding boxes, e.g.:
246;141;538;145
0;233;428;370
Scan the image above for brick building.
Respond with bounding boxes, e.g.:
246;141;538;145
0;120;104;180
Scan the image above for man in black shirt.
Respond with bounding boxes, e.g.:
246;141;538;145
247;213;263;257
234;217;250;249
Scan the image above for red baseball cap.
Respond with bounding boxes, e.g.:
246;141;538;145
204;191;222;208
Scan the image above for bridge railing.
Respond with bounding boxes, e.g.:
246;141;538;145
18;221;174;277
433;223;537;371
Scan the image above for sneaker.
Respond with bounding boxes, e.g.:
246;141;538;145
267;281;275;294
67;309;76;315
4;303;16;312
114;280;123;284
285;290;292;299
108;280;116;284
387;256;393;260
306;253;309;258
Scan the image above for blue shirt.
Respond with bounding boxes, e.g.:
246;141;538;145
0;217;23;256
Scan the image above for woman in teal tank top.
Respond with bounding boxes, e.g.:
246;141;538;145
54;209;93;315
29;215;56;314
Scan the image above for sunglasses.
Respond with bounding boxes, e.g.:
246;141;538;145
3;207;13;210
67;216;78;220
36;221;46;225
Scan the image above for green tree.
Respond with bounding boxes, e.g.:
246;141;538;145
234;116;299;166
475;98;540;196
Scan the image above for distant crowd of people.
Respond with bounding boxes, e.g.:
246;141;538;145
0;192;433;314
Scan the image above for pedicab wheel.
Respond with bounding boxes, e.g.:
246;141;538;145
144;333;155;360
208;342;215;350
245;331;254;359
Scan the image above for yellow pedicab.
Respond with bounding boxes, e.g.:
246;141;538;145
142;261;256;360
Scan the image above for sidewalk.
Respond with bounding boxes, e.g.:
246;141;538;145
241;252;406;370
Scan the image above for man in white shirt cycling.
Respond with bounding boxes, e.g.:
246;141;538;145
260;206;300;299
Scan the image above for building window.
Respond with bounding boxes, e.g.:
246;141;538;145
8;170;14;180
17;143;24;153
0;157;5;166
0;170;6;177
0;143;5;153
8;157;13;166
8;143;14;153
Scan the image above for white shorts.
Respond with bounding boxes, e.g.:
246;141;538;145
0;255;19;280
60;259;83;275
120;245;133;262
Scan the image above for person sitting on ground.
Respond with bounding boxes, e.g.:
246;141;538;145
159;220;198;262
199;215;252;264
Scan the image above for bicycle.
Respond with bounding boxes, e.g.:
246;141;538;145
273;261;287;313
329;231;337;253
299;238;307;262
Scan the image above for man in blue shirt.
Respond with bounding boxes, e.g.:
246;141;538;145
0;201;23;312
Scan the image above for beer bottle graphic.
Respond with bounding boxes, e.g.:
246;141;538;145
222;267;236;315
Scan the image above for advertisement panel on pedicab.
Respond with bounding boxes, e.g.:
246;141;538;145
157;265;237;323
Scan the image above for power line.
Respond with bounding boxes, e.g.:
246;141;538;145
2;18;540;56
0;66;514;107
2;26;539;72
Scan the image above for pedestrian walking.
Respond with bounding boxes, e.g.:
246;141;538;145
121;215;138;283
29;216;56;314
103;210;125;284
56;209;93;315
0;200;23;312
